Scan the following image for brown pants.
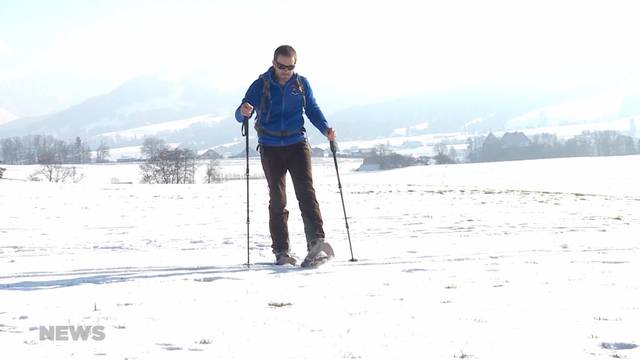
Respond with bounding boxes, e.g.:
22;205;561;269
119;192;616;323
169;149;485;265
260;141;325;253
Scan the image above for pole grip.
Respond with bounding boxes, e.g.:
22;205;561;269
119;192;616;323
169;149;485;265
330;140;338;154
241;117;249;137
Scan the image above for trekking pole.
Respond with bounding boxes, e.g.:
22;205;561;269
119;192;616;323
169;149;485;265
330;140;357;262
242;117;251;267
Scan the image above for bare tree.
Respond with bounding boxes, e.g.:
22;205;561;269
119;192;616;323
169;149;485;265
433;142;449;156
447;146;458;162
141;137;168;160
96;140;111;163
30;164;84;183
204;159;223;183
71;137;90;164
374;143;391;156
140;148;197;184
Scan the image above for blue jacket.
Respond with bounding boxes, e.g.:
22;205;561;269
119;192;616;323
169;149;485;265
235;68;329;147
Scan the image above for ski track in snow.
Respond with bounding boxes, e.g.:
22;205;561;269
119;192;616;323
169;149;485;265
1;156;640;359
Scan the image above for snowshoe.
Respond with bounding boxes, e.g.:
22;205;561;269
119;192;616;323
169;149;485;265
301;241;334;268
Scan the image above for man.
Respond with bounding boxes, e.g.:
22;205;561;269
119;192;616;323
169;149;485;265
235;45;336;266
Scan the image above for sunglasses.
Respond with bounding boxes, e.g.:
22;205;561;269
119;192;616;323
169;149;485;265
275;61;295;71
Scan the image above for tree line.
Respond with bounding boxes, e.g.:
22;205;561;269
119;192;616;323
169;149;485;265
466;130;639;163
0;135;222;184
0;135;110;165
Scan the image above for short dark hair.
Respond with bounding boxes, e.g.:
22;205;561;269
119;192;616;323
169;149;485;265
273;45;297;63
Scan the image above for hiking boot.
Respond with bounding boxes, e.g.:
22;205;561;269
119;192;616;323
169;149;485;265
307;238;325;252
275;251;297;266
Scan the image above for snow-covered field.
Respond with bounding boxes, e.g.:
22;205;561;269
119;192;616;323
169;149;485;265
1;155;639;359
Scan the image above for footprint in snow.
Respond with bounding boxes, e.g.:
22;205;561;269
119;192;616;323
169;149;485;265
402;268;430;273
601;342;637;350
156;343;183;351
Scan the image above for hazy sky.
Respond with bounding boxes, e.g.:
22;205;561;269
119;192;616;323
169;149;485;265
1;0;639;117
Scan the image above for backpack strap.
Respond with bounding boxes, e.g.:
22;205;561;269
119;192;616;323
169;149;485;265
295;75;306;111
257;74;271;123
254;74;272;137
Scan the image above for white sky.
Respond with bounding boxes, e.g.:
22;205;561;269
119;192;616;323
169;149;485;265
1;0;640;115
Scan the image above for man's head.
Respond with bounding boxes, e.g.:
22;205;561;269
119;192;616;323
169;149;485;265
272;45;297;83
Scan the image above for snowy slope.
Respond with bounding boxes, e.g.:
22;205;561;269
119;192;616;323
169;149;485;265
1;156;639;359
0;108;17;125
97;114;226;141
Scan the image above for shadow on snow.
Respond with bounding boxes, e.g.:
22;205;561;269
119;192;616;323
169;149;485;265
0;264;288;291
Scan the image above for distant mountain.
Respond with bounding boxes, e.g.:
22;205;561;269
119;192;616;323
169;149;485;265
327;88;607;140
0;108;17;125
0;76;243;147
2;77;639;155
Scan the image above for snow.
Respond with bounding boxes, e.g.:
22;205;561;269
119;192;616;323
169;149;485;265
393;122;430;136
97;114;226;140
1;155;639;359
510;117;637;139
95;143;180;162
103;145;146;161
507;92;626;128
464;117;483;130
